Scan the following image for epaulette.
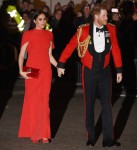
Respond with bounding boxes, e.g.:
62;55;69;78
108;23;115;26
77;23;90;30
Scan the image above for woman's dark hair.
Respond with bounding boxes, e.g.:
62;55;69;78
29;10;46;30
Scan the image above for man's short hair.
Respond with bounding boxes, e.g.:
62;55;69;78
92;3;107;16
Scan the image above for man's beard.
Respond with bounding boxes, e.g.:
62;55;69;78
98;20;107;26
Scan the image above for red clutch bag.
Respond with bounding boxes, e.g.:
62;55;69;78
23;66;40;78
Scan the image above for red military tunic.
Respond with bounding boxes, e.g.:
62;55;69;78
58;23;122;71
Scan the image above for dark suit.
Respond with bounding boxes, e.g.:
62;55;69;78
57;23;122;142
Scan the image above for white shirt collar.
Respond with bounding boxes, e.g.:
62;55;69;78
93;24;104;34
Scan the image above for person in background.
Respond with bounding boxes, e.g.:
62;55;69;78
50;9;62;30
18;10;57;144
19;0;30;15
42;5;51;16
76;10;83;17
57;3;122;147
133;11;137;21
117;0;136;96
42;5;51;24
74;3;93;28
29;9;36;19
58;1;76;48
28;2;35;12
53;2;62;15
62;5;67;12
133;2;137;21
22;11;31;32
109;8;120;25
133;4;137;87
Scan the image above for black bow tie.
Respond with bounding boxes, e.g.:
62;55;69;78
96;27;104;33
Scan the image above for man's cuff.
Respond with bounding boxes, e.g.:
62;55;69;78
116;67;122;73
57;62;65;68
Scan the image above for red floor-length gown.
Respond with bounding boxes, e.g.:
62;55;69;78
18;29;54;141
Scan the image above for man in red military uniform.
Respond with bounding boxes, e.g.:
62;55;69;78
57;3;122;147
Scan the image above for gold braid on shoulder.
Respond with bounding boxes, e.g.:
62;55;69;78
77;27;91;58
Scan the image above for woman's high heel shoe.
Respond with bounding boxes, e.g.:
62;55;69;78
42;138;49;144
31;139;39;143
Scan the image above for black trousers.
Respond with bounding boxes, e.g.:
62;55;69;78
83;65;113;142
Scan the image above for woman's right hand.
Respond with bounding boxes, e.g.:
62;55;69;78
20;71;32;79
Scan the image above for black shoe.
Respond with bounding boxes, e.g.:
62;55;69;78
102;140;121;147
86;140;95;147
113;140;121;146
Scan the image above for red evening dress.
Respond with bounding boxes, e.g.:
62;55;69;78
18;29;54;141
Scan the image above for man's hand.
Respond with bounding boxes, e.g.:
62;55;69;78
116;73;122;83
57;68;65;77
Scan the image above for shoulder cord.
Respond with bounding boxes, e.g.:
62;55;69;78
77;27;91;58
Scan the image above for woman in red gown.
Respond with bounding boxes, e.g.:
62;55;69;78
18;10;57;144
